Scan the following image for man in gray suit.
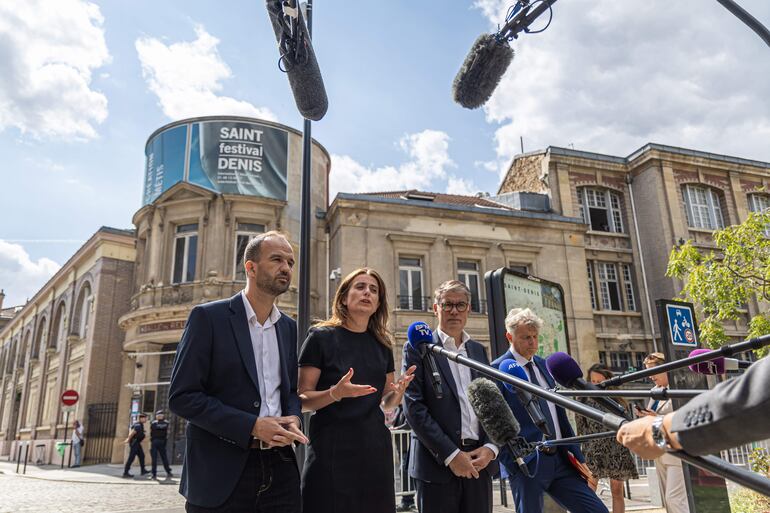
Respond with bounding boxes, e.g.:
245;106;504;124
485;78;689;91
617;355;769;457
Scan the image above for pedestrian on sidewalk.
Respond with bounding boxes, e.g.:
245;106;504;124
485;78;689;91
123;413;149;478
150;410;173;480
71;419;84;467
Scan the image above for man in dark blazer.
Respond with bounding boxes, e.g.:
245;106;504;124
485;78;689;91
491;307;607;513
169;231;308;511
618;352;770;458
403;280;499;513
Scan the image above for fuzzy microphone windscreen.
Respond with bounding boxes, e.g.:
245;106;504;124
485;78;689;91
467;378;520;446
452;34;514;109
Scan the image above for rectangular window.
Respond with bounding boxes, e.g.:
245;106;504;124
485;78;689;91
457;260;481;313
749;194;770;237
597;262;621;311
172;223;199;284
586;261;597;310
399;257;424;311
683;185;725;230
622;264;637;311
234;223;265;280
610;351;630;371
634;352;645;371
508;263;529;274
579;187;624;233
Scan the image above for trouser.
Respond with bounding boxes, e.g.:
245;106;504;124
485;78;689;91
124;442;146;474
656;454;690;513
151;439;172;476
185;446;301;513
414;468;493;513
72;440;82;466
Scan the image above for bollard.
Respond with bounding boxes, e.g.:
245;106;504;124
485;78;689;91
15;442;21;473
22;441;30;474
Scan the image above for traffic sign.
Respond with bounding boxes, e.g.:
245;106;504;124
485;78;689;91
61;389;79;406
665;304;698;347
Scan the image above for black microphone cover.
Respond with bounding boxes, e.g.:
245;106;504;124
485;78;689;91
452;33;514;109
266;0;328;120
467;378;520;446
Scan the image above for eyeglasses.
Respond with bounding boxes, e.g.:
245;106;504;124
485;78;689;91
439;302;469;312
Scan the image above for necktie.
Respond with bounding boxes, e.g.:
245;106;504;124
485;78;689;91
525;361;557;441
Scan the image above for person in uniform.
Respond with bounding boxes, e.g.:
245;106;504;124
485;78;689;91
150;410;173;480
123;413;149;478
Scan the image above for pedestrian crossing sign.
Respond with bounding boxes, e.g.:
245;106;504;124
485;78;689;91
665;304;698;347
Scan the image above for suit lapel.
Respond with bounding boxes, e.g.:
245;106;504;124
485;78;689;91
229;293;260;392
534;356;556;388
274;316;291;398
465;341;483;380
433;332;459;402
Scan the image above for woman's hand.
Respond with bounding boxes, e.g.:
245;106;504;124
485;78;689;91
330;368;378;401
385;365;417;400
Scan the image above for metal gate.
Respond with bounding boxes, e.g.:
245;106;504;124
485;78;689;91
84;403;117;464
158;344;185;464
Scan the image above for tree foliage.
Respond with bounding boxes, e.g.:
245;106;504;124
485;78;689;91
666;210;770;354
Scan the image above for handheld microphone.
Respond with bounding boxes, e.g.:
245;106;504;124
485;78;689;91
407;322;443;399
467;378;534;477
452;34;514;109
265;0;328;120
688;348;752;375
498;359;552;438
546;352;629;419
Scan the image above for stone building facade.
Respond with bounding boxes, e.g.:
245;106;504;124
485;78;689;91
0;227;135;465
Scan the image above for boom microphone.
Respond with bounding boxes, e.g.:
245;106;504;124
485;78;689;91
498;359;552;437
452;34;514;109
407;322;443;399
688;348;752;375
467;377;533;477
546;352;629;419
266;0;328;120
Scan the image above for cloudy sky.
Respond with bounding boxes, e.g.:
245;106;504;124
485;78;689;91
1;0;769;306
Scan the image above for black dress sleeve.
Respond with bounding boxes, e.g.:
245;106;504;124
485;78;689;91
386;345;395;374
299;327;325;368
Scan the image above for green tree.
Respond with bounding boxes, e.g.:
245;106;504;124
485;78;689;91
666;210;770;354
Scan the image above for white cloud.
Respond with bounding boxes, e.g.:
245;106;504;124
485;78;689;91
329;129;456;201
0;241;60;307
0;0;109;140
474;0;770;163
446;175;479;196
136;25;276;121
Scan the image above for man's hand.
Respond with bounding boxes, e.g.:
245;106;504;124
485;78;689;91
448;451;480;479
468;446;495;471
616;413;680;459
252;416;309;448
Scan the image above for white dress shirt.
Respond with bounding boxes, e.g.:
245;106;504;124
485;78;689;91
437;328;499;465
510;348;564;440
241;291;282;418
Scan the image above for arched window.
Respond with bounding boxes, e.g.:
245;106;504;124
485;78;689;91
20;331;32;365
32;317;47;359
577;187;625;233
50;303;67;351
73;283;93;339
682;184;725;230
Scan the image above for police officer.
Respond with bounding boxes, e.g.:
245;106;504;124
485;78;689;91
123;413;149;478
150;410;173;480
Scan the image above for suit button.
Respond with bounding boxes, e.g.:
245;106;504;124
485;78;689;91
253;401;260;409
455;430;461;435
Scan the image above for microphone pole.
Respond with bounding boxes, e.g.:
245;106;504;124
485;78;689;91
424;342;627;430
426;342;770;497
554;388;705;400
600;335;770;388
498;0;559;40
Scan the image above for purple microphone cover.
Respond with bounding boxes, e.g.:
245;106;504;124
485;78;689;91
545;351;583;387
688;348;725;375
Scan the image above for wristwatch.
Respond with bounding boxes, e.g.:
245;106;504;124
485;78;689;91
651;415;671;451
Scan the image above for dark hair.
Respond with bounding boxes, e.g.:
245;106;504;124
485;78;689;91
587;363;613;381
243;230;290;265
315;268;393;348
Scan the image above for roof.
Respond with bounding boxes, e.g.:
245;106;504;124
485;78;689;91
347;190;514;210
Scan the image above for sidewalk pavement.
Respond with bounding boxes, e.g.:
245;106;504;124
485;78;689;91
1;459;666;513
0;459;183;485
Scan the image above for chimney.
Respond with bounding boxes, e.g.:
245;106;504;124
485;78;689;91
0;289;4;310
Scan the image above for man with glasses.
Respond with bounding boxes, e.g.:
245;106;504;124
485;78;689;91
403;280;499;513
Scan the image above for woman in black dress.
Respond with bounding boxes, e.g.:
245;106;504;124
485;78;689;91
298;267;416;513
575;363;638;513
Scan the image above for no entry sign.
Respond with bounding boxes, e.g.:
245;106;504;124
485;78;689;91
61;390;79;406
